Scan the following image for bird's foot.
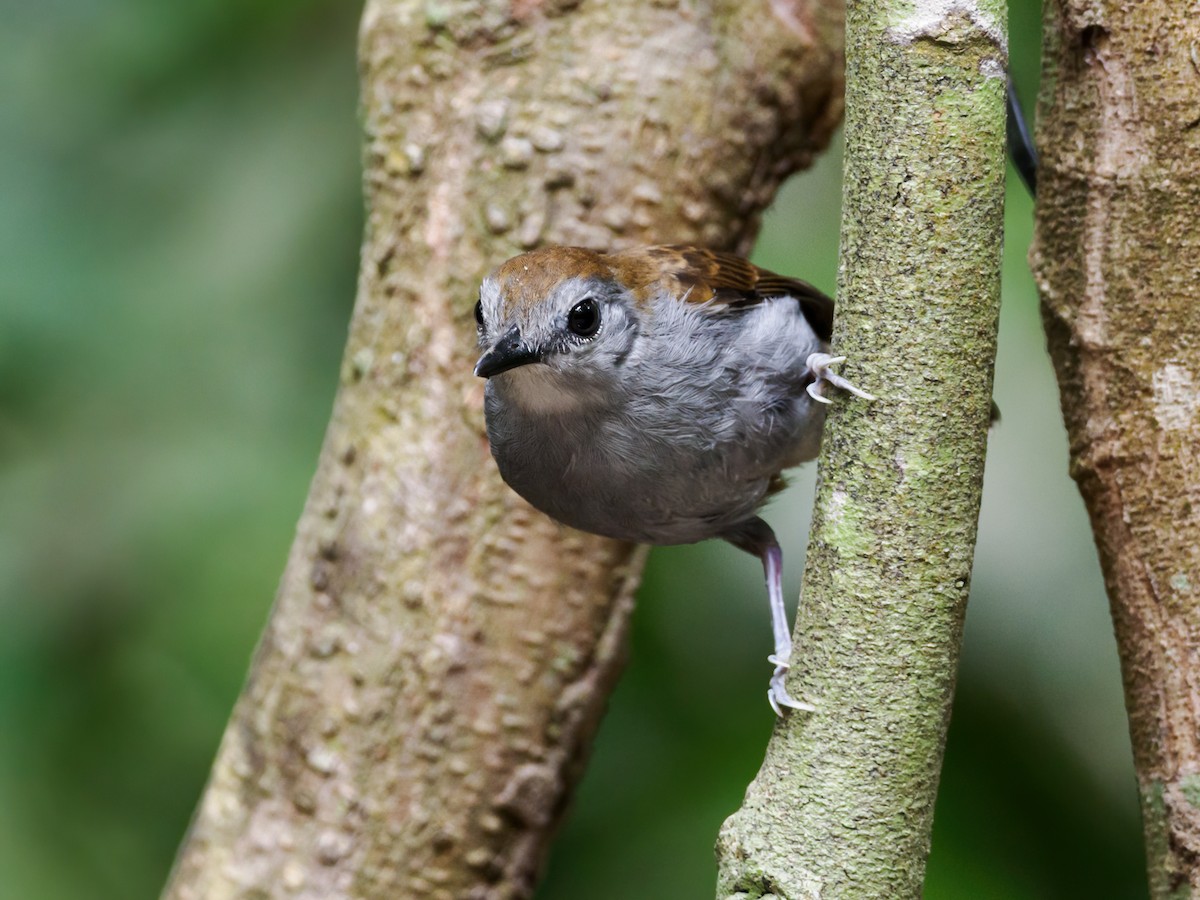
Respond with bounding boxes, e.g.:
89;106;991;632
805;352;876;404
767;656;816;716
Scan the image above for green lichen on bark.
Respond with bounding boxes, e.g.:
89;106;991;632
715;1;1007;897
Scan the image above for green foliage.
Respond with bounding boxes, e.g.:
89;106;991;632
0;1;1144;898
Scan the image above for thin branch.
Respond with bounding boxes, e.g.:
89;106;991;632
716;0;1007;896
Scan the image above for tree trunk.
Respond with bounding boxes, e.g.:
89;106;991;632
1031;3;1200;895
716;1;1007;896
161;2;844;898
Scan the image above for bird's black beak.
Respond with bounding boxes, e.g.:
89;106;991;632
474;327;540;378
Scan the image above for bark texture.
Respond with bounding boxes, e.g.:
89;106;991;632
161;2;844;899
1031;3;1200;895
716;1;1007;896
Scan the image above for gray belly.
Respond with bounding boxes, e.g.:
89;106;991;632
484;388;823;546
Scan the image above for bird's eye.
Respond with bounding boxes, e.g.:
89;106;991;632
474;299;484;327
567;298;600;337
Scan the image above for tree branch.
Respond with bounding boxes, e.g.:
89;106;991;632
161;1;844;898
1031;2;1200;894
716;0;1007;896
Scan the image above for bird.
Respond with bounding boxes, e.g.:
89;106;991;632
473;244;873;714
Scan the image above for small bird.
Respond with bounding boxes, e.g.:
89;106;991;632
473;244;873;714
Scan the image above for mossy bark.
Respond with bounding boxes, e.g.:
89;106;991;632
160;1;844;898
716;1;1007;897
1031;3;1200;895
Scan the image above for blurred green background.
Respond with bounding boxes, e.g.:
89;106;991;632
0;1;1148;898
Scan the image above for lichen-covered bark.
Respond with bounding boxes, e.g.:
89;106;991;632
1031;3;1200;895
160;2;844;899
715;1;1007;897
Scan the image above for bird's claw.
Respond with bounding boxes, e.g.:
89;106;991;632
806;352;876;403
767;662;816;717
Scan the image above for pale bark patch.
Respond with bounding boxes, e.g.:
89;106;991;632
1152;363;1198;432
885;0;1007;55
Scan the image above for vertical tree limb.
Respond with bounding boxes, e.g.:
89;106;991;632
1031;3;1200;895
716;1;1007;896
161;2;844;898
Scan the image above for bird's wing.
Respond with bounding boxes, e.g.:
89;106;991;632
611;244;834;343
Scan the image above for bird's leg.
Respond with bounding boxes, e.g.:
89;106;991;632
761;540;816;716
805;352;876;404
726;518;815;716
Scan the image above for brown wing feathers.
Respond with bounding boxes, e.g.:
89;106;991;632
613;245;835;343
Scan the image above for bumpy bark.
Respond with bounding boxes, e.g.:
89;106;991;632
716;1;1007;897
161;2;844;898
1031;3;1200;895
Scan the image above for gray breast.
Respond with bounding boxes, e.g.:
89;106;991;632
482;296;827;546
